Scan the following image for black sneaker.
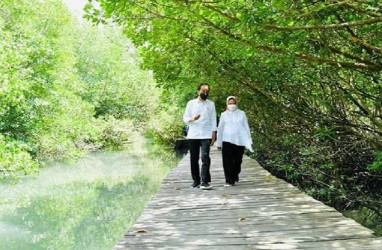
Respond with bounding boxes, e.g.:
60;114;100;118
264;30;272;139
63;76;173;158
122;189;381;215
200;183;213;190
190;182;200;188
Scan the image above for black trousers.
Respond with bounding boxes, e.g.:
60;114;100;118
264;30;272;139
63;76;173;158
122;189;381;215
188;139;211;184
222;141;245;184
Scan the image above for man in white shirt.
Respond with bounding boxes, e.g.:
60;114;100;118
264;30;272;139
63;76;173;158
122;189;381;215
183;83;217;190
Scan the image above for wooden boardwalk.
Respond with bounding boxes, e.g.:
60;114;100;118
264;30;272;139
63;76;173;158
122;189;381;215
114;148;381;249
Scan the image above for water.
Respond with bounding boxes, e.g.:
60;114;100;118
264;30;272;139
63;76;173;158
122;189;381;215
343;207;382;236
0;140;181;250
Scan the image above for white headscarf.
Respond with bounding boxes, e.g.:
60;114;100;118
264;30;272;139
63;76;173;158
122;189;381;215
226;96;237;104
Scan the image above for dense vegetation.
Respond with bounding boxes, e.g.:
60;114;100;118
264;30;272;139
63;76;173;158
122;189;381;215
85;0;382;232
1;0;381;235
0;0;163;180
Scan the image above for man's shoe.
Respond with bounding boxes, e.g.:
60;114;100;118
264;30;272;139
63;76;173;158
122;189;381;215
190;182;200;188
200;183;213;190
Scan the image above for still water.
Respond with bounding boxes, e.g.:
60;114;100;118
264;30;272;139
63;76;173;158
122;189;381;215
0;140;182;250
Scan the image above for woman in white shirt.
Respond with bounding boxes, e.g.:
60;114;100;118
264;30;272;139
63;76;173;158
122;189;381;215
217;96;253;186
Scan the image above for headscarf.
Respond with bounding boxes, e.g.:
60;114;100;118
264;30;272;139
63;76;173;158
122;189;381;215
226;96;237;104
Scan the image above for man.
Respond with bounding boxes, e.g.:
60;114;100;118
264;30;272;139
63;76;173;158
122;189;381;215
183;83;217;190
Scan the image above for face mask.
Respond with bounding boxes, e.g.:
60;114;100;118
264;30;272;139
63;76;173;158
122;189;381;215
227;104;237;111
200;92;208;100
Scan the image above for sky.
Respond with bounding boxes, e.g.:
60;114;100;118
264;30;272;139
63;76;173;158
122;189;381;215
62;0;87;17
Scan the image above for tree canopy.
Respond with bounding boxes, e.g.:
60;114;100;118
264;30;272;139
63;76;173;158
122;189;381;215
0;0;162;180
1;0;381;233
85;0;382;220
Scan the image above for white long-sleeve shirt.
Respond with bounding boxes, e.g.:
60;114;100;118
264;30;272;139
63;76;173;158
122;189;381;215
216;109;253;152
183;98;217;139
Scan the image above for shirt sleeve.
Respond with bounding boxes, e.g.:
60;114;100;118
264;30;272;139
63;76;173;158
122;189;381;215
243;112;252;144
211;102;217;132
183;101;192;124
243;111;253;152
216;112;225;147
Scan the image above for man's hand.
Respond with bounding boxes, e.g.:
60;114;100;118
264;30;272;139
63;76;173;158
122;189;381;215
210;131;217;146
190;114;200;122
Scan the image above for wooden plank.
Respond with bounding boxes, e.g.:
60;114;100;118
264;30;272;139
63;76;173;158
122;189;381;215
114;148;381;249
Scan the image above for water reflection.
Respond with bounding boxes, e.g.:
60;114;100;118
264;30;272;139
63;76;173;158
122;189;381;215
343;207;382;236
0;140;180;250
174;138;189;159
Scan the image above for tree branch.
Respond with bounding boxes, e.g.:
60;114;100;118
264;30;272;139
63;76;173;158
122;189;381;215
265;17;382;30
344;2;382;18
202;4;239;22
335;14;382;57
199;16;382;71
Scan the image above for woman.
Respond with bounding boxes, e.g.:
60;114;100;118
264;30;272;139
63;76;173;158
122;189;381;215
216;96;253;186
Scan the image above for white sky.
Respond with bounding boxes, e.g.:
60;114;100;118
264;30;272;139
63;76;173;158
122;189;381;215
62;0;87;17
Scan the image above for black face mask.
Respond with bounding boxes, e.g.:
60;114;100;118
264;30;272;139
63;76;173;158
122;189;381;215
200;92;208;100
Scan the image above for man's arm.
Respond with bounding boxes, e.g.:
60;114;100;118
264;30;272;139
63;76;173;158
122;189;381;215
211;131;217;146
183;101;200;123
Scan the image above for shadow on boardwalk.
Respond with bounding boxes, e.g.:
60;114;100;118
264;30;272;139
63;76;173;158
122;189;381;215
114;147;381;249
